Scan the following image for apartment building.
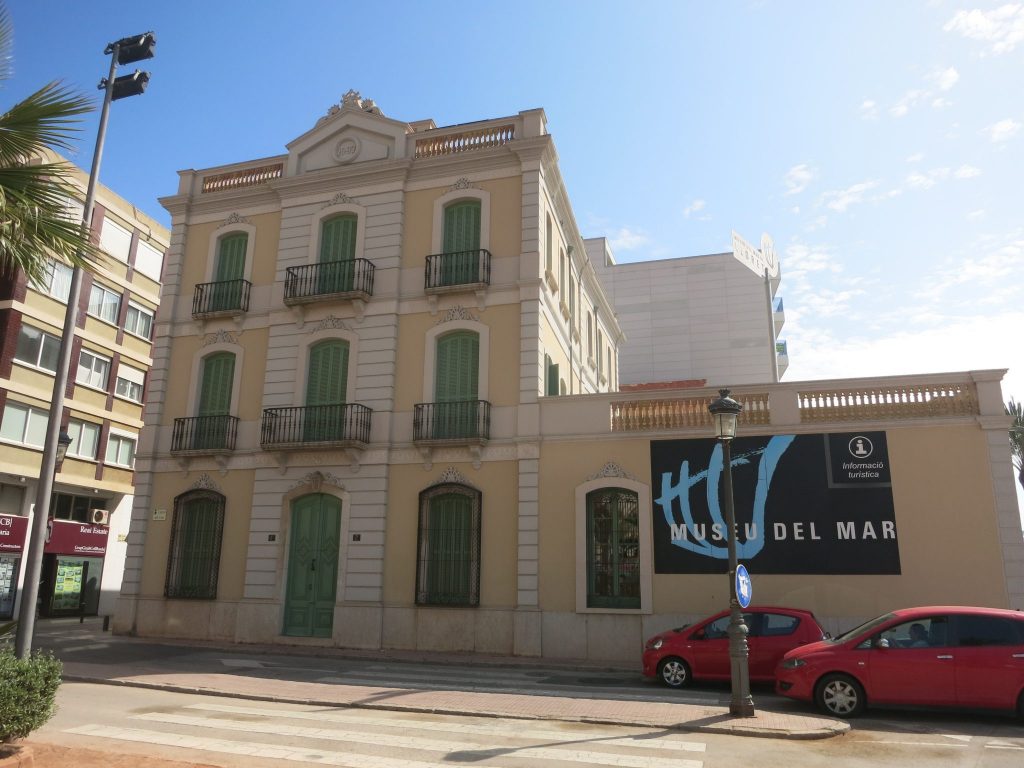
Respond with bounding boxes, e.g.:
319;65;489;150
115;95;1023;660
0;157;168;620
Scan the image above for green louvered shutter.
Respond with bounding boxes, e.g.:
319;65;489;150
442;201;481;285
214;234;247;311
434;332;479;439
197;352;235;449
304;340;349;441
426;493;472;604
319;215;357;293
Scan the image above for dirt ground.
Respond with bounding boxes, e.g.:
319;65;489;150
22;742;218;767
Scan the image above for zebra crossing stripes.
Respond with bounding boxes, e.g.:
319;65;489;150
65;702;707;768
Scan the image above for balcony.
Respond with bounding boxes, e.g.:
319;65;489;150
425;248;491;291
171;415;239;454
284;259;375;305
261;404;371;449
192;279;251;319
773;297;785;335
413;400;490;445
201;163;283;194
776;340;789;378
414;124;515;159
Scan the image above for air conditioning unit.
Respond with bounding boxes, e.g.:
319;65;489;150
90;509;110;525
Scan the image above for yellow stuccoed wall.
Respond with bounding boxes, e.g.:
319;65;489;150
383;461;518;608
139;469;255;603
538;424;1009;625
179;211;281;288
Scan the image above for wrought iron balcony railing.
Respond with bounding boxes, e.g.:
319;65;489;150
413;400;491;443
284;259;375;305
424;249;491;292
260;403;372;448
192;279;252;317
171;415;239;453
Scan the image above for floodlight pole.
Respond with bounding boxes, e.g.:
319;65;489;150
14;45;121;659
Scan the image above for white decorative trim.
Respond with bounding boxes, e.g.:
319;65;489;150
311;315;351;333
189;473;222;492
436;306;479;325
219;213;251;228
288;470;345;493
450;177;479;191
422;319;490;402
586;462;639;482
203;329;238;347
436;466;476;487
322;192;357;208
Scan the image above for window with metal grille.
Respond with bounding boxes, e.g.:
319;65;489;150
416;484;481;606
165;490;225;599
586;488;640;609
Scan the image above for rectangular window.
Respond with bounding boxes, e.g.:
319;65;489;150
545;215;553;273
586;488;641;609
87;283;121;324
37;260;73;302
115;363;145;403
14;325;61;372
99;217;132;263
76;349;111;390
50;492;105;523
124;302;154;339
416;487;481;607
0;402;48;447
134;239;164;281
165;493;225;599
105;433;136;468
66;419;100;460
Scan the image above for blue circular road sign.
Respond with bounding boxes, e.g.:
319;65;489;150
735;564;752;608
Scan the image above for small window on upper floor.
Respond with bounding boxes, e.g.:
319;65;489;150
135;240;164;282
87;282;121;325
14;325;60;372
77;348;111;390
115;362;146;403
99;217;132;263
105;432;137;468
36;260;73;303
443;201;481;254
545;215;553;274
66;419;101;461
0;401;48;448
124;301;154;340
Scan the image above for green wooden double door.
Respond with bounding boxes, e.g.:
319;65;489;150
283;494;342;637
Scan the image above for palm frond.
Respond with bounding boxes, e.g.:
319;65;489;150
0;81;94;163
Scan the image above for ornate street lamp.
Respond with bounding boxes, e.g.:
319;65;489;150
54;430;73;467
708;388;755;717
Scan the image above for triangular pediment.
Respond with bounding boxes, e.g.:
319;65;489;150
286;91;412;175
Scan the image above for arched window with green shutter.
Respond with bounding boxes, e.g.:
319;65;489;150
416;484;481;606
196;352;235;449
441;201;481;285
212;233;247;311
434;331;479;439
586;488;640;609
165;490;225;599
318;214;357;293
304;339;349;442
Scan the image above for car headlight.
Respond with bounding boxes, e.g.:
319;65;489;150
780;657;806;669
646;638;664;650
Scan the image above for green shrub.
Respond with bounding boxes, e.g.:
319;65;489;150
0;649;62;742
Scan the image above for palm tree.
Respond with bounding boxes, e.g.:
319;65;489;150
1008;398;1024;492
0;3;102;286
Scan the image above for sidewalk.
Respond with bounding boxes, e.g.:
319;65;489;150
20;618;849;765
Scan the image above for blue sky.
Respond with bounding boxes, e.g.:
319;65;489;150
5;1;1022;405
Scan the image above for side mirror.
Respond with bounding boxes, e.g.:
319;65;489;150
693;630;706;641
875;637;890;649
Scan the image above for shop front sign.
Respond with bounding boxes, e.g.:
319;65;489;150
44;519;109;556
0;513;29;554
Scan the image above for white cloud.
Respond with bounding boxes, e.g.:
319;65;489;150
790;206;801;214
929;66;960;91
906;152;925;163
860;99;879;120
954;164;982;178
984;118;1021;142
783;163;816;196
967;209;986;220
931;97;953;109
890;90;925;118
915;232;1024;300
905;167;951;190
819;181;878;212
608;227;651;251
944;5;1024;55
784;241;842;275
682;199;709;220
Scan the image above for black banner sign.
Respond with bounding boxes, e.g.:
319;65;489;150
650;432;900;575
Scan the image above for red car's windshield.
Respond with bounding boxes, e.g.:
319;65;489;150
831;612;896;643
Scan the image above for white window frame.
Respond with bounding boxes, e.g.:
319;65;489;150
124;301;154;340
104;430;137;468
134;239;165;281
99;217;132;263
77;348;111;391
87;282;121;325
205;221;256;283
66;419;101;461
307;201;366;265
14;325;61;372
0;402;49;448
422;319;490;402
115;362;146;403
36;260;73;303
430;187;491;255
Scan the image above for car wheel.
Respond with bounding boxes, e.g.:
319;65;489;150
657;657;691;688
815;673;865;718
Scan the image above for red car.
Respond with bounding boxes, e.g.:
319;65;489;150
643;606;827;688
776;606;1024;718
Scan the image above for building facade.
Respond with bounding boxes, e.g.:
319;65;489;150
587;232;787;388
115;95;1023;661
0;157;168;621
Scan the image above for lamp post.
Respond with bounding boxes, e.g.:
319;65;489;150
14;32;155;660
708;388;755;717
